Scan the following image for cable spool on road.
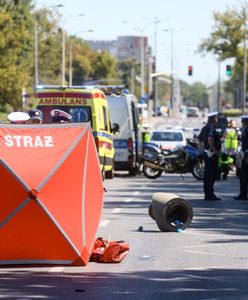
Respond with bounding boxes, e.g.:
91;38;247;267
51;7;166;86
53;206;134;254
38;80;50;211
149;192;193;232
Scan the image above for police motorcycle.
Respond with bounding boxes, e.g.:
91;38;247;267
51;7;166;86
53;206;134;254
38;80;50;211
140;140;205;180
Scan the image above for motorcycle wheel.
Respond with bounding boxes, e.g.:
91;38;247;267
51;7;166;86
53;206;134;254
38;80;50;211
143;166;163;179
192;158;205;180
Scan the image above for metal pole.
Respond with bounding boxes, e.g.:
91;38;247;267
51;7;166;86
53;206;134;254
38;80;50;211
243;6;247;115
217;55;221;112
62;29;65;85
34;5;64;88
154;18;158;116
170;29;174;110
69;41;72;86
34;18;38;88
141;34;145;98
131;66;135;94
61;15;84;86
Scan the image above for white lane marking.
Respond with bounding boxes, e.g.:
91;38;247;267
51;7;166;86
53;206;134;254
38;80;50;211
124;198;133;202
49;267;65;272
184;231;225;238
133;191;140;195
183;244;229;249
112;208;122;214
99;220;110;227
183;250;226;256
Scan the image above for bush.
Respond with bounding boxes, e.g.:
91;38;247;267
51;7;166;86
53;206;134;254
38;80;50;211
222;109;242;117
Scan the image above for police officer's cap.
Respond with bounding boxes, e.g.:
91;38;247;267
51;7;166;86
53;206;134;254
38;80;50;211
28;109;43;122
50;109;72;123
207;111;218;118
241;115;248;122
7;112;30;124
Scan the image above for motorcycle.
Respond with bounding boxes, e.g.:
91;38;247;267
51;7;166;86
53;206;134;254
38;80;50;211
140;140;205;180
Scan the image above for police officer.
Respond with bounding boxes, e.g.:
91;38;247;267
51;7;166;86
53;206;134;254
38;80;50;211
50;109;72;123
7;112;30;124
198;112;222;201
221;119;239;180
28;109;43;124
234;116;248;201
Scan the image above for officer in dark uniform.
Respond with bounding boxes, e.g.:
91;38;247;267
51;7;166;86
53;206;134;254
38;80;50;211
28;109;43;124
198;112;222;201
234;115;248;200
50;109;72;123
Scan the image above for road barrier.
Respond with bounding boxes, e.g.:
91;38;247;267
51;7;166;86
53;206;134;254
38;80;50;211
149;192;193;232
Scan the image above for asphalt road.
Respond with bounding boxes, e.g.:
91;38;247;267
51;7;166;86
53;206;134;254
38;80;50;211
1;170;248;300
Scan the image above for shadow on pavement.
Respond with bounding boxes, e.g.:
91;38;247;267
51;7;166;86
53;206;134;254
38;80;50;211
1;268;248;300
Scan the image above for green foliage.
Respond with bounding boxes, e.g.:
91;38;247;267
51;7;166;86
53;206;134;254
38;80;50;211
198;6;248;108
0;0;34;109
199;8;243;59
117;60;141;97
90;51;117;81
222;108;242;117
0;1;122;111
35;9;62;85
181;80;208;108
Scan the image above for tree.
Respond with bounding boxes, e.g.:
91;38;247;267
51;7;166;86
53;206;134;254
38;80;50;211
90;51;117;81
118;60;140;96
180;80;208;108
199;9;243;60
198;7;247;108
34;8;62;85
0;0;34;109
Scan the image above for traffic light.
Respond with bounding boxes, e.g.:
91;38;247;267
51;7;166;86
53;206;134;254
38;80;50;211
188;65;193;76
226;65;232;76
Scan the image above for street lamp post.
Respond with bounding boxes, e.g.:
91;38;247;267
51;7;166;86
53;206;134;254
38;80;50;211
61;14;84;86
133;26;146;99
123;21;149;99
153;17;161;116
163;28;174;110
34;4;63;89
68;29;94;86
162;28;183;115
217;54;221;112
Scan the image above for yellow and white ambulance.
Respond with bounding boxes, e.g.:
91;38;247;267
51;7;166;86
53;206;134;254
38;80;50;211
32;86;118;179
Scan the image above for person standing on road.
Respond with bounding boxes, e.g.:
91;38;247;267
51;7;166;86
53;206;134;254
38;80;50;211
198;112;222;201
221;119;239;180
234;116;248;201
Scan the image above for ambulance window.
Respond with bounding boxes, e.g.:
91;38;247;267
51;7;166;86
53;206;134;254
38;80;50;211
102;106;109;131
70;107;92;124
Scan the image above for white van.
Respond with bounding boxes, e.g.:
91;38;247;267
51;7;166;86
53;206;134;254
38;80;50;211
104;88;141;176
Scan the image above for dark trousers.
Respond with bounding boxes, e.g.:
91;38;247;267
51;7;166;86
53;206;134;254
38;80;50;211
203;153;219;198
239;157;248;197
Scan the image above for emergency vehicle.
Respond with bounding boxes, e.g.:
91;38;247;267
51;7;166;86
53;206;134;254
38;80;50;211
32;86;118;179
99;86;141;176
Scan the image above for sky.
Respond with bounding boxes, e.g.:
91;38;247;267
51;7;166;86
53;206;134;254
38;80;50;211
35;0;243;86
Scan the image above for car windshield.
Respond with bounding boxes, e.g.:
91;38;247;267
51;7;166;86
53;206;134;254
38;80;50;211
151;131;183;142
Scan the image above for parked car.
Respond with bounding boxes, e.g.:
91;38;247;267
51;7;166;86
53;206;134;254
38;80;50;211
187;106;200;117
150;128;187;150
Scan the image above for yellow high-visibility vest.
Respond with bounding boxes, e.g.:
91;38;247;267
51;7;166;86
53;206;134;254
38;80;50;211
225;129;238;149
143;132;150;143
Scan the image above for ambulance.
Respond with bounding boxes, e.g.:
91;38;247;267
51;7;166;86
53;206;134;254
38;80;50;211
32;86;118;179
